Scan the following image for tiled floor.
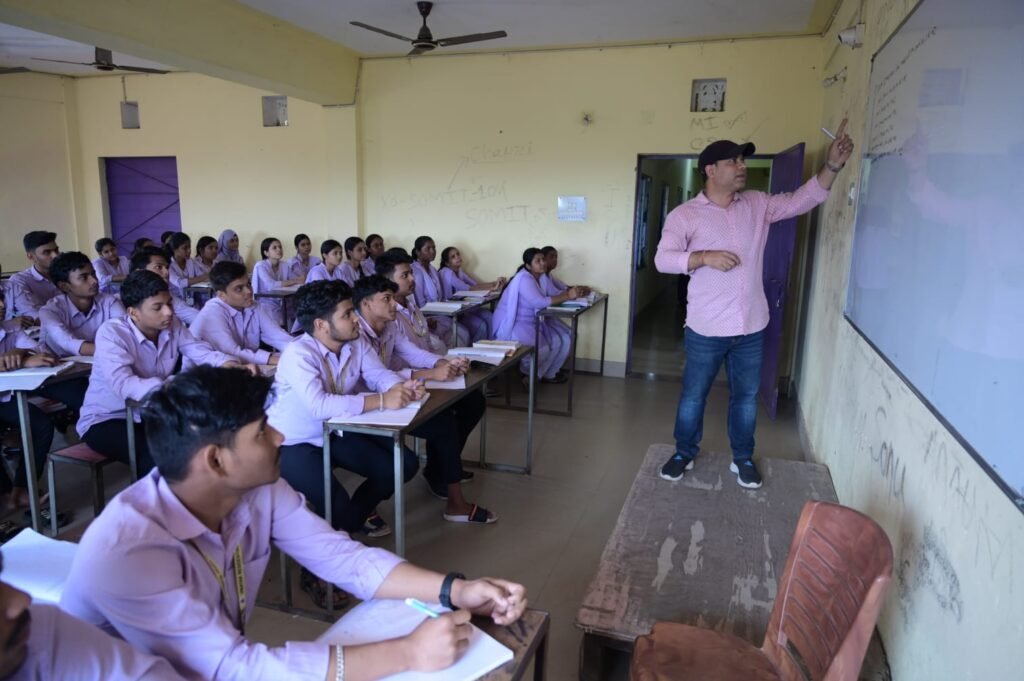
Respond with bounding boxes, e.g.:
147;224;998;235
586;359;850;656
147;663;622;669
629;286;687;378
37;371;805;680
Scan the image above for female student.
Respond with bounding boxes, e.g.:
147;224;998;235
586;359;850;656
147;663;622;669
339;236;371;286
93;238;129;294
287;233;320;281
132;237;156;254
251;237;303;326
438;246;504;342
215;229;244;264
540;245;590;296
411;236;469;347
364;233;385;274
192;236;218;275
166;233;208;294
304;239;346;283
492;248;580;383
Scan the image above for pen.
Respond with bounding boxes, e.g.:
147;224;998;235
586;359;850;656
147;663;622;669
821;127;837;140
404;598;441;618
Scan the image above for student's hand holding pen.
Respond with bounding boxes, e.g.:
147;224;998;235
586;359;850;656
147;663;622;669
384;382;415;409
448;356;470;375
428;361;461;382
406;379;428;401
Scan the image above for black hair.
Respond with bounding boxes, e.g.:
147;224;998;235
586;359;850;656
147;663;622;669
50;251;93;287
373;249;413;280
120;269;169;308
294;233;311;249
165;232;191;261
295;280;352;335
411;235;434;260
440;246;459;268
130;246;168;273
133;237;156;254
23;231;57;252
541;246;558;256
195;236;216;256
343;236;365;260
141;366;274;483
320;239;342;257
260;237;280;260
160;230;176;244
353;274;398;308
210;261;248;292
95;237;116;254
365;233;383;249
517;247;543;273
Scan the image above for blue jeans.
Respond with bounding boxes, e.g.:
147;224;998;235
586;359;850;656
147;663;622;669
674;327;765;462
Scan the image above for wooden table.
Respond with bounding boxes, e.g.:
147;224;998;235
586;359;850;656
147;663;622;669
576;444;838;677
478;609;550;681
421;292;501;346
533;293;608;417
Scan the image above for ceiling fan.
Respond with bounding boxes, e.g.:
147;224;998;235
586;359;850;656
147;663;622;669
351;1;508;56
33;47;168;74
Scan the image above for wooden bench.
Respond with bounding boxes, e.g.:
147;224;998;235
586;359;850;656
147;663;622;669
575;444;890;680
46;443;113;534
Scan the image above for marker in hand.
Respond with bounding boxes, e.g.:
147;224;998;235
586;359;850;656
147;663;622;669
405;598;441;618
821;127;837;140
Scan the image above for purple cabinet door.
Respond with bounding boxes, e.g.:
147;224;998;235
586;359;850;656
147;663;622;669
104;157;181;254
759;143;805;419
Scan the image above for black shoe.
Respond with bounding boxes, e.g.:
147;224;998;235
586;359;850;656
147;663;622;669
659;454;694;481
460;470;475;483
730;459;763;489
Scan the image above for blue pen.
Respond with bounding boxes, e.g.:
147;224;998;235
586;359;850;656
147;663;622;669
404;598;441;618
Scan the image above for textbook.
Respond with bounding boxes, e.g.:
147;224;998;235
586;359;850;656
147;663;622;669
318;598;513;680
448;289;490;300
472;340;520;356
0;361;75;392
448;347;506;366
420;301;465;314
1;529;77;604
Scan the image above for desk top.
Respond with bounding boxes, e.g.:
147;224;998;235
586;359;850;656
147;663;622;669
477;609;550;681
541;292;608;318
421;294;501;318
254;286;301;299
576;444;836;645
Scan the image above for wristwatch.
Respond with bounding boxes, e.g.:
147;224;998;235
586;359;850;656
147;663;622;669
826;161;845;172
440;572;465;610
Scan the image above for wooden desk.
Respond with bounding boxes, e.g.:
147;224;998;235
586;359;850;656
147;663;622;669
533;293;609;418
421;292;502;346
576;445;838;677
253;285;301;327
478;609;550;681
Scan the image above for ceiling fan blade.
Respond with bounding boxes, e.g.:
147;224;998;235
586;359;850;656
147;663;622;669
350;21;414;42
407;46;430;56
436;31;508;47
113;64;169;74
0;66;31;74
32;57;94;66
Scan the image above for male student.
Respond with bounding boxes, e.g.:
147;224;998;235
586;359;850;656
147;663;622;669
63;366;527;680
129;247;199;326
190;261;295;366
77;271;255;475
0;552;184;680
354;275;492;520
373;249;448;356
7;232;60;321
39;251;124;358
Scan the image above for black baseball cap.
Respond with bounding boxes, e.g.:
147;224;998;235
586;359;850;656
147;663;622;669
698;140;756;177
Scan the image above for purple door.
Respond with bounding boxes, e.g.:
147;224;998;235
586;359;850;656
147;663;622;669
104;157;181;254
759;143;805;419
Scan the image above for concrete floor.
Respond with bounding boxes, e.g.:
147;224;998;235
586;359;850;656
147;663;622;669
36;371;805;680
629;284;687;378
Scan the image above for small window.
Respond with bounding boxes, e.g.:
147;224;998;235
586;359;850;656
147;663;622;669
691;78;727;112
262;96;288;127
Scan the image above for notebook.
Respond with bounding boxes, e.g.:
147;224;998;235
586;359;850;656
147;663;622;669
1;529;78;604
318;599;513;680
328;396;429;427
0;361;76;392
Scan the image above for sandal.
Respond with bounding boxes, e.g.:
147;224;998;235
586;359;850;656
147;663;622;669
443;504;498;524
0;520;21;544
361;512;392;538
22;506;71;529
300;568;351;610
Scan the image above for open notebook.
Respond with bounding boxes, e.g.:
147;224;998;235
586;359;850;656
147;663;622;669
1;529;78;604
328;396;429;427
318;599;513;680
0;361;76;392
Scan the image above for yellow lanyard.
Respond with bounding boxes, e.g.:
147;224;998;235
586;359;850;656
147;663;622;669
321;351;352;395
191;542;247;635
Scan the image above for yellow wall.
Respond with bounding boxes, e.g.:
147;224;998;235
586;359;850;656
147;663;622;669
66;72;359;265
0;73;77;271
359;39;825;372
799;1;1024;679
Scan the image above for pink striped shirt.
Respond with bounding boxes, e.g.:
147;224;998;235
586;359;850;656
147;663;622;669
654;176;829;337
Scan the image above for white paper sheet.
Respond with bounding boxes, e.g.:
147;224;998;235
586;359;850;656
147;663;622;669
0;361;75;392
423;375;466;390
1;529;78;604
317;599;513;681
328;396;428;427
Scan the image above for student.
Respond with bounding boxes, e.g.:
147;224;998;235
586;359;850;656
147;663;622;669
354;275;493;518
304;239;346;283
439;246;502;342
215;229;244;264
339;236;370;287
191;261;294;366
287;233;321;282
0;552;185;680
251;237;302;326
130;247;200;326
77;270;254;475
410;236;469;348
192;235;218;276
492;248;580;384
62;366;526;679
40;252;124;358
92;237;129;294
159;230;176;245
131;237;156;254
375;249;448;356
540;245;590;296
166;233;209;297
7;232;60;321
364;233;385;275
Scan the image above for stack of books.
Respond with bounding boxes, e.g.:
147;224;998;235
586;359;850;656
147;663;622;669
448;289;490;300
421;301;465;314
448;346;508;366
472;340;521;356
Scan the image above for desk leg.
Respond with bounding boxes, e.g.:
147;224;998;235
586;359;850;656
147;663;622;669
451;317;458;347
15;392;42;533
479;398;487;467
280;551;293;607
534;314;542;382
125;405;139;482
394;436;406;557
566;316;579;418
322;427;335;617
599;298;608;377
526;350;535;474
534;627;549;681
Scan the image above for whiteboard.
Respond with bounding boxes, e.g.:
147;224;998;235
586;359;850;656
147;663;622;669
845;0;1024;508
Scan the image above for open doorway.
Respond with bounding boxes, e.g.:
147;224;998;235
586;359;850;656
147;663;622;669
627;154;772;378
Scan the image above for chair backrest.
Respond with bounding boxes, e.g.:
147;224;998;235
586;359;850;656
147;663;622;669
762;500;893;681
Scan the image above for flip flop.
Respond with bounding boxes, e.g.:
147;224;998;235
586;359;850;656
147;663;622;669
22;506;71;529
443;504;498;524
